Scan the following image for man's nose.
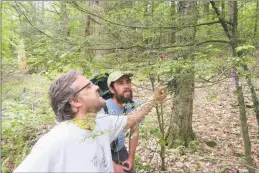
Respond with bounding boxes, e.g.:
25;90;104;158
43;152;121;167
94;84;99;90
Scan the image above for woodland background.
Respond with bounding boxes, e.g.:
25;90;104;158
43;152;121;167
2;1;259;172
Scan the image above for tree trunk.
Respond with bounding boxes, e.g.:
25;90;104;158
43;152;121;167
94;1;106;57
238;19;259;128
236;82;255;173
253;2;259;47
203;2;209;14
221;1;225;18
167;1;196;148
41;1;45;24
171;1;176;43
229;2;255;172
83;2;91;37
17;38;28;73
244;66;259;128
60;3;69;37
81;1;95;61
31;2;37;25
210;5;255;170
169;72;195;148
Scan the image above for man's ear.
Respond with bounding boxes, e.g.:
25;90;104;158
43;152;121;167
109;87;115;94
69;98;82;107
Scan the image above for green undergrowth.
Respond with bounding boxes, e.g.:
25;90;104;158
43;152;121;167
2;74;55;173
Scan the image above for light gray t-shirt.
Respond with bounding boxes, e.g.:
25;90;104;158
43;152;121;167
13;113;126;172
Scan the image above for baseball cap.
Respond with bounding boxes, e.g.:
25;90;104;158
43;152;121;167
107;71;133;87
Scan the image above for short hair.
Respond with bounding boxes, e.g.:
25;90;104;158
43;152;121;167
48;70;83;122
110;81;115;89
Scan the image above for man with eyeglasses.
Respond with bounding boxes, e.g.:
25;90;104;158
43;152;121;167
13;70;166;173
104;71;140;173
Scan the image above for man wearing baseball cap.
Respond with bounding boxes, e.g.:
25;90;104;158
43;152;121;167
105;71;139;173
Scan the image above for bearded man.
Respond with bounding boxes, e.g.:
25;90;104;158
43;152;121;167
104;71;140;173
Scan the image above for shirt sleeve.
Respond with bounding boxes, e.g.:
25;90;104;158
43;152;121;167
109;115;127;143
96;113;127;143
133;100;144;126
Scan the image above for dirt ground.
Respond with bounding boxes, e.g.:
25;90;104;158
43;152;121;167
130;78;259;173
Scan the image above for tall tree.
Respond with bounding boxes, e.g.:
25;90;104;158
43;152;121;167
211;1;255;172
253;2;259;47
170;1;176;43
203;2;210;14
60;3;69;37
167;1;197;148
17;39;28;73
83;2;91;37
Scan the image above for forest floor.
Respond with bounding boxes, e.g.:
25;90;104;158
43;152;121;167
131;78;259;173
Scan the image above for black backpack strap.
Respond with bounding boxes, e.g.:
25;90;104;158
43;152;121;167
123;107;127;114
130;100;135;110
104;104;109;114
123;100;135;114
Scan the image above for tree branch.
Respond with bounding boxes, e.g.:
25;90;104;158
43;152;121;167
86;40;230;50
69;1;231;30
14;2;78;46
51;3;62;18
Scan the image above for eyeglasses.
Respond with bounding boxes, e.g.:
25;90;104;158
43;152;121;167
75;82;93;94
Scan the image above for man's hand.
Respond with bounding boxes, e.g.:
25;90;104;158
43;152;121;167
125;85;167;130
121;157;134;171
153;85;167;102
113;162;125;173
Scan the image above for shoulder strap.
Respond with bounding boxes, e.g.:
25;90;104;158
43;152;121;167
123;100;135;114
130;100;135;110
104;105;109;114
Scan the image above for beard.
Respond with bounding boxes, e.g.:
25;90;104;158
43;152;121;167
113;89;133;104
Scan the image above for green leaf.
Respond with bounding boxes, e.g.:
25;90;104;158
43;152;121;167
158;139;166;146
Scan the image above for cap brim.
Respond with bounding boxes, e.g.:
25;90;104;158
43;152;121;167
113;73;133;81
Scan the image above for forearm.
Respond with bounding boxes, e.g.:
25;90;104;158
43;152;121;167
125;85;166;130
128;127;139;159
125;99;154;129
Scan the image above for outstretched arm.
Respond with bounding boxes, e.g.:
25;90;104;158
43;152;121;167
125;85;167;129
